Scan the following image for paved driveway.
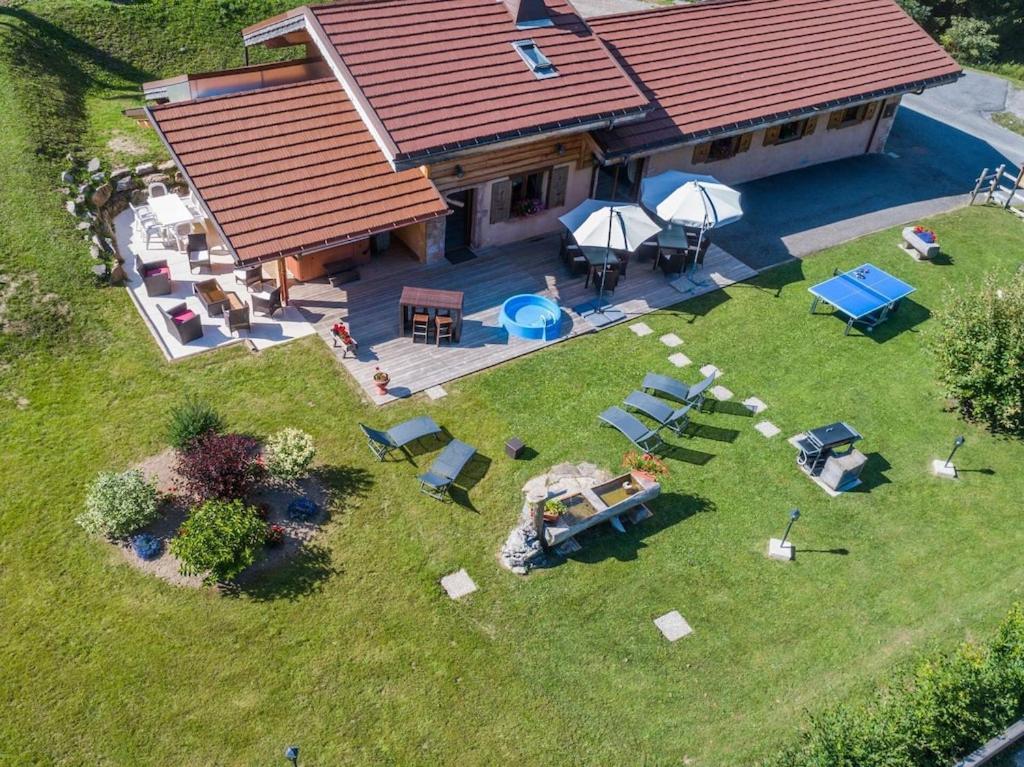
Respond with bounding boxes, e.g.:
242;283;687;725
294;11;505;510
713;73;1024;269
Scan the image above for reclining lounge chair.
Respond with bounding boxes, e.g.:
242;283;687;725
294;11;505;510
624;390;693;436
360;416;442;461
597;406;663;453
418;439;477;501
642;371;716;410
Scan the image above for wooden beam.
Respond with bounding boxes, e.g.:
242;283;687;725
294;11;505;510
276;258;290;305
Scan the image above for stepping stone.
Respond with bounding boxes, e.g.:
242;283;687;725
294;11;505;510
440;569;477;600
425;385;447;400
711;385;733;401
659;333;683;348
700;364;722;379
654;611;693;642
668;352;691;368
743;396;768;414
755;420;781;438
629;322;653;337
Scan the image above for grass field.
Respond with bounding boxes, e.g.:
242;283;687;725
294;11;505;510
3;3;1024;765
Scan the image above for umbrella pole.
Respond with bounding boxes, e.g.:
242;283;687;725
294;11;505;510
596;207;614;309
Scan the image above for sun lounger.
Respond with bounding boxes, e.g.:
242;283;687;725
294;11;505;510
418;439;476;500
360;416;442;461
598;406;663;453
624;390;693;436
642;371;716;410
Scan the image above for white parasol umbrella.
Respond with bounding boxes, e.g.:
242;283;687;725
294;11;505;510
640;171;743;229
558;199;662;252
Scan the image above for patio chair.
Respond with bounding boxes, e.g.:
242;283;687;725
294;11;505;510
225;302;250;336
624;390;693;436
642;371;716;410
148;182;168;198
135;255;171;297
251;286;282;317
193;278;228;316
187;233;210;273
359;415;442;461
158;302;203;344
418;439;477;501
597;406;664;453
233;264;262;291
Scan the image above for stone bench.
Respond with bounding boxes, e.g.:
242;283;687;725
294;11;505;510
901;227;940;260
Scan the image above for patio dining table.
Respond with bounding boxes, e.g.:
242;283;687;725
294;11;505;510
398;286;464;343
147;194;197;228
579;246;622;268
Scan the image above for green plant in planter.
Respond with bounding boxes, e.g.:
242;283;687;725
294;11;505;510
543;499;567;520
166;395;225;449
264;428;316;483
170;499;266;585
77;469;160;538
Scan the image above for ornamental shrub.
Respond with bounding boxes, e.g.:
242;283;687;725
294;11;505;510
264;428;316;482
932;272;1024;435
166;395;225;450
170;499;266;584
175;432;264;502
77;469;160;538
130;533;163;561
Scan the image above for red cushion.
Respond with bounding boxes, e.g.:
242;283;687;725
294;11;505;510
171;309;197;324
145;266;169;277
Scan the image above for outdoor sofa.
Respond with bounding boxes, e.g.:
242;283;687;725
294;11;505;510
360;416;442;461
624;390;693;436
158;302;203;344
418;439;477;501
642;371;716;410
598;406;664;453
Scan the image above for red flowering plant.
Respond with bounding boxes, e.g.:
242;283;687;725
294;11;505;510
622;451;669;479
265;523;285;547
175;432;265;503
331;321;353;344
912;225;938;244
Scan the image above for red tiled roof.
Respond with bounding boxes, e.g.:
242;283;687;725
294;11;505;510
307;0;650;164
590;0;962;156
147;78;448;264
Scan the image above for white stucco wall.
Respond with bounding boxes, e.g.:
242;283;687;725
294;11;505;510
645;99;901;185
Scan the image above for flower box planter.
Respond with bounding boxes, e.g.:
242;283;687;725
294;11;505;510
901;226;940;261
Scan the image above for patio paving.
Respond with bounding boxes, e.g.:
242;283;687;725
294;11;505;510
290;234;756;404
114;209;316;361
654;610;693;642
668;352;691;367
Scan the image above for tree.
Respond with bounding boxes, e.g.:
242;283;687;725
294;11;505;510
932;271;1024;434
170;499;266;585
940;16;999;64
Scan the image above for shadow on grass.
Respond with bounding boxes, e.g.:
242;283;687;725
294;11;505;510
815;297;931;343
662;443;715;465
704;400;755;418
316;464;374;505
855;452;892;492
236;543;339;602
685;420;741;443
567;492;715;564
448;453;492;512
800;547;850;556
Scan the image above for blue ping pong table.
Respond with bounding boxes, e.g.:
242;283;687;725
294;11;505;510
808;264;915;335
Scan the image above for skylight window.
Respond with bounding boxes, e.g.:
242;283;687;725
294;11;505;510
512;40;558;80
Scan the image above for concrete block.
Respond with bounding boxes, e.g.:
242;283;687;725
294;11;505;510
654;610;693;641
768;538;794;561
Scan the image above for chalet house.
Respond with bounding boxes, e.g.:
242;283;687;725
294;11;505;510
141;0;960;286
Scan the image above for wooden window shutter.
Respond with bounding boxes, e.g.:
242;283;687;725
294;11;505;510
863;101;878;121
737;133;752;153
763;125;781;146
827;110;844;130
547;165;569;209
489;179;512;224
804;116;818;136
691;142;710;164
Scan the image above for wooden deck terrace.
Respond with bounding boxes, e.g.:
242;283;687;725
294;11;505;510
288;234;757;405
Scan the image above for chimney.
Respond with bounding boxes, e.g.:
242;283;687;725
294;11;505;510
502;0;553;29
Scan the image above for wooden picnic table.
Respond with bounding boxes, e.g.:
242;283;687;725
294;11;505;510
398;286;464;342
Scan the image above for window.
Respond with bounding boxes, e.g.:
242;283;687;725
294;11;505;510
827;101;879;130
512;40;557;79
777;119;806;144
708;136;740;162
594;157;644;202
510;169;547;217
839;106;863;126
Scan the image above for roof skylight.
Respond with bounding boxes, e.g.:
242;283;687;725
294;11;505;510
512;39;558;79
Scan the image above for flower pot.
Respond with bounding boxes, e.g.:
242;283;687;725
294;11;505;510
375;381;388;395
542;511;560;524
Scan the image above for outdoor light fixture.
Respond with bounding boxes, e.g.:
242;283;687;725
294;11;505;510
945;435;965;468
555;142;565;156
454;164;465;179
284;745;299;766
780;508;800;547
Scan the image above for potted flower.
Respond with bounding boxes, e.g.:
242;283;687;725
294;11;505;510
330;321;358;357
543;498;566;524
912;225;938;244
373;367;390;395
622;451;669;482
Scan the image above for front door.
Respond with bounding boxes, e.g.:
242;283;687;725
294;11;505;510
445;189;473;255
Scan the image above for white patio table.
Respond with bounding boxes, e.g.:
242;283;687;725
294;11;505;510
148;194;196;227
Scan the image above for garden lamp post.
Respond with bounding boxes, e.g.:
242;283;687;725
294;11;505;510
284;745;299;767
780;508;800;547
945;436;965;468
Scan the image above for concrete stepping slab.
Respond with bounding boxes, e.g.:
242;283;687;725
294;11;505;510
425;385;448;400
754;420;781;438
668;352;691;368
711;385;733;401
629;322;653;337
659;333;683;347
700;364;722;379
654;611;693;642
440;569;477;600
743;396;767;414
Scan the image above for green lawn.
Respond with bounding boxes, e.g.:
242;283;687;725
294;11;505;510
4;3;1024;765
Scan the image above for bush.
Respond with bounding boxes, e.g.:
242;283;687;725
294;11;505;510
130;533;163;561
175;433;264;502
264;428;316;482
167;396;225;449
77;469;160;538
932;272;1024;434
763;604;1024;767
940;17;999;65
170;499;266;585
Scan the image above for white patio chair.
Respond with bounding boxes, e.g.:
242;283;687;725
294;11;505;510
173;222;193;252
148;182;168;198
